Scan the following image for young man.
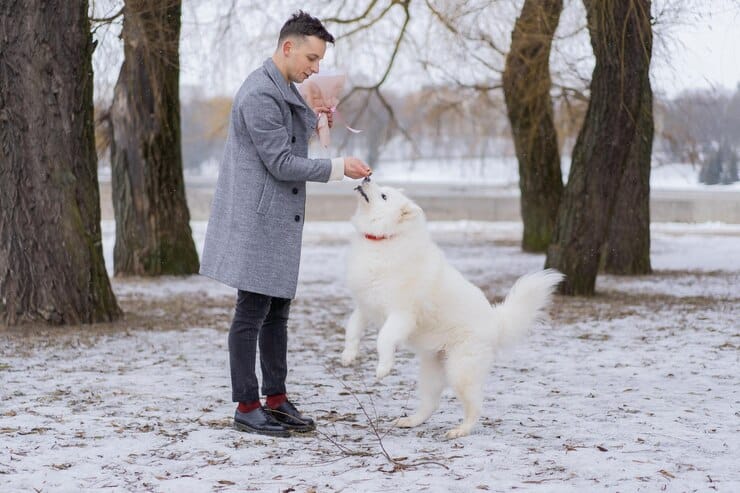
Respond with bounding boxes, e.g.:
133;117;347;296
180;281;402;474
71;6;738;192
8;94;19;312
200;11;371;437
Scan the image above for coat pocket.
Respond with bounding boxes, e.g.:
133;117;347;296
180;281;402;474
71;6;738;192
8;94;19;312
256;178;275;215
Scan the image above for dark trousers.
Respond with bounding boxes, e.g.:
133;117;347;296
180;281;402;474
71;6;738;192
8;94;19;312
229;290;291;403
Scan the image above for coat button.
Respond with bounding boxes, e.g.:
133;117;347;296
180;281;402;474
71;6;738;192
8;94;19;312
292;188;298;195
294;215;300;222
291;136;296;143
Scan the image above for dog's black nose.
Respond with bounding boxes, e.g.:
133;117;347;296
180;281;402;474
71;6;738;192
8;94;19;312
362;176;371;184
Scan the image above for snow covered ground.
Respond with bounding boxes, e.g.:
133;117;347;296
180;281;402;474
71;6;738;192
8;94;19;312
182;157;740;192
1;221;738;492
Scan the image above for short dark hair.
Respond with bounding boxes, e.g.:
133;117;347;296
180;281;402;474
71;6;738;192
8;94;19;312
278;11;335;45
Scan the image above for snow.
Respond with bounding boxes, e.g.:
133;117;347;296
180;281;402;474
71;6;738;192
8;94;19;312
178;157;740;192
650;163;740;192
2;218;739;492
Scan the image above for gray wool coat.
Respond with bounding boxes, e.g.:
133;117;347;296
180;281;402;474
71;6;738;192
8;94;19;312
199;58;334;299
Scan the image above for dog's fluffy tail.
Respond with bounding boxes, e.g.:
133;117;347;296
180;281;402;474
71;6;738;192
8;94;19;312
490;269;564;348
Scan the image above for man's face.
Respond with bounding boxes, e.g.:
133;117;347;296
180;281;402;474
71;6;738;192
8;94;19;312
285;35;326;83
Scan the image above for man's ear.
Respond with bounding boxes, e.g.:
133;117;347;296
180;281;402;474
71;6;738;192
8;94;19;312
282;39;293;57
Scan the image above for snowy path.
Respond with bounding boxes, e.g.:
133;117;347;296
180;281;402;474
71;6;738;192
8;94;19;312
1;222;738;492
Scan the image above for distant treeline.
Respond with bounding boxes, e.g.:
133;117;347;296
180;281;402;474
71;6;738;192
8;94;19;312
113;83;740;184
656;85;740;184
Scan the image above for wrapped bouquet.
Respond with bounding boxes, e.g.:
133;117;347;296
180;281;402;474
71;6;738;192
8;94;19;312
299;72;360;148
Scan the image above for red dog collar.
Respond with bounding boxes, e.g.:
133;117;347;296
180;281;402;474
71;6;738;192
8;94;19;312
364;233;392;241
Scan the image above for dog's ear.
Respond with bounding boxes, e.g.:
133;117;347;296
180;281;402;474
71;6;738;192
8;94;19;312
399;201;422;222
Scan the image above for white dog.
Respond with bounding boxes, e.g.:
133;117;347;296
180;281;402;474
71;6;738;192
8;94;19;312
342;178;563;438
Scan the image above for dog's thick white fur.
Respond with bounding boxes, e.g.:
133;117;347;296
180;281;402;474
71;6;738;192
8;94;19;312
342;178;563;438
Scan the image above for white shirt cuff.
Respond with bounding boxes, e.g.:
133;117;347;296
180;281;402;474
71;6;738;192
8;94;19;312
329;157;345;181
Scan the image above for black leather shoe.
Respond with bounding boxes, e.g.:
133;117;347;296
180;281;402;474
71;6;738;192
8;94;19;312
234;407;291;437
264;400;316;432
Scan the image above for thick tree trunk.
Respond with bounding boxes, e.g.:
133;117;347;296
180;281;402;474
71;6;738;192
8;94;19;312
503;0;564;252
110;0;199;276
545;0;653;295
603;79;653;275
0;0;121;325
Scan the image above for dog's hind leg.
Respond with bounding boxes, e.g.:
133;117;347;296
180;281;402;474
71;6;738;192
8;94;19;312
375;312;414;380
397;351;445;428
341;308;366;366
444;350;487;439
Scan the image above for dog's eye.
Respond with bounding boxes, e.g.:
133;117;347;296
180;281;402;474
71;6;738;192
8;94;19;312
381;193;387;201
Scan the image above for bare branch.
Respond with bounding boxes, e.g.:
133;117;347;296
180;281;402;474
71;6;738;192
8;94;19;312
333;1;413;151
350;3;410;91
323;0;381;24
90;6;124;24
467;31;507;57
421;57;503;92
333;2;397;40
553;83;589;103
374;88;420;155
424;0;459;35
216;0;240;39
326;366;450;472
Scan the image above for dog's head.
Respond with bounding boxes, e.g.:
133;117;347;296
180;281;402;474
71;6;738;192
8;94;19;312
351;177;424;238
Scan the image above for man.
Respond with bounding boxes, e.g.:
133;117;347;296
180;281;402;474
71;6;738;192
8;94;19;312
200;11;371;437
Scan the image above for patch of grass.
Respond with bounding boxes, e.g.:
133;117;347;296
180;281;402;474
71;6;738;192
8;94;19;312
576;333;610;341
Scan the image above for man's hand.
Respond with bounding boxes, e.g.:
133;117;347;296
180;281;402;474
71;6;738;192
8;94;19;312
343;157;372;179
315;106;334;128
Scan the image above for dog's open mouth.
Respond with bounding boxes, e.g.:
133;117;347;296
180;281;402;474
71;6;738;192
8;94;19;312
354;185;370;203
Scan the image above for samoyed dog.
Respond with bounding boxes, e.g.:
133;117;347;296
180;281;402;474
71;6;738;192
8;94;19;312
342;177;563;438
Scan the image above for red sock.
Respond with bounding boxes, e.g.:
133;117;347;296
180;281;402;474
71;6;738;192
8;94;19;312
237;400;261;413
266;393;287;409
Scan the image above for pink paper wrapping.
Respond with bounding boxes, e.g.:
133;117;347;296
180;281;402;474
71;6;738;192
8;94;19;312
299;74;347;148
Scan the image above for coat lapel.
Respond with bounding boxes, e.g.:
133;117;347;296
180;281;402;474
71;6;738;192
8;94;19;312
262;58;317;132
262;58;306;108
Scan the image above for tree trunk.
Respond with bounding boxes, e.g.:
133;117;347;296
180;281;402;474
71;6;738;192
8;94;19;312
110;0;199;276
503;0;564;252
545;0;653;295
603;78;653;275
0;0;121;325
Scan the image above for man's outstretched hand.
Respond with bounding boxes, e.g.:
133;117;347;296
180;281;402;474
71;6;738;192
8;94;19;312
343;157;372;179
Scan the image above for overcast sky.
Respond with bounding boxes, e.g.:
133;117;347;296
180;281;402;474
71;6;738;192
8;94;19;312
92;0;740;102
651;0;740;96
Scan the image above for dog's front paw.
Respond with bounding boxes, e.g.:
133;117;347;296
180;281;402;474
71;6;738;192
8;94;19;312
340;349;357;366
396;416;421;428
375;362;392;380
445;426;472;440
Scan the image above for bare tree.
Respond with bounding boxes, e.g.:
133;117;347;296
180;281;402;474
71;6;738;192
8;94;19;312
322;0;417;147
602;74;653;275
0;0;121;325
109;0;199;276
546;0;654;295
503;0;564;252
